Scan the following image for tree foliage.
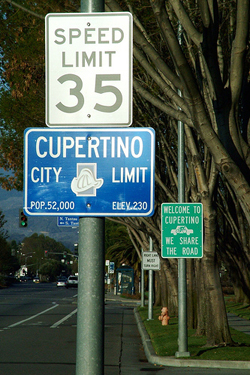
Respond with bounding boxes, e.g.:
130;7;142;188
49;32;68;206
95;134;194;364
0;237;19;275
39;259;63;281
0;208;8;239
21;233;71;276
22;232;70;256
106;222;140;269
0;1;79;189
0;211;19;275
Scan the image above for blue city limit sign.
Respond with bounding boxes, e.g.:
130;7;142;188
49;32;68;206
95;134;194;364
24;128;155;217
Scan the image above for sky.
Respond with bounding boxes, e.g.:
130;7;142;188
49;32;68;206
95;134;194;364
0;184;79;251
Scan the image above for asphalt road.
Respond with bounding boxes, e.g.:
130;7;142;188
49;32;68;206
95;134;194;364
0;282;250;375
0;281;77;375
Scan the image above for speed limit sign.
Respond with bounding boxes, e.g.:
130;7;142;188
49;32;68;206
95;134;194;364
45;12;133;127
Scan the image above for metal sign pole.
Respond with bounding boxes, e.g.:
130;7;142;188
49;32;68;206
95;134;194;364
175;19;190;358
175;104;190;358
75;4;105;375
148;238;153;320
81;0;104;12
141;249;145;307
76;217;105;375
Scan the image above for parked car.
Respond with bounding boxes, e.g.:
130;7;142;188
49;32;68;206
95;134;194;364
20;276;29;282
65;275;78;288
56;276;67;287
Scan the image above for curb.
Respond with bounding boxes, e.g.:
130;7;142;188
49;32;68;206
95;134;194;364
134;308;250;370
105;297;140;304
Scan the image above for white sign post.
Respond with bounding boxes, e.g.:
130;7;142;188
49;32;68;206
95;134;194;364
45;12;133;127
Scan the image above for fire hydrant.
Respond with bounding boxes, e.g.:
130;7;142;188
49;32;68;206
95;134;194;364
158;307;170;326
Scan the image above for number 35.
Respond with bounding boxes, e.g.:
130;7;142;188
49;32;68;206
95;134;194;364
56;74;123;114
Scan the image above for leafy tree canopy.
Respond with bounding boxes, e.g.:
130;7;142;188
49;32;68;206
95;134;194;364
0;1;79;189
22;232;70;260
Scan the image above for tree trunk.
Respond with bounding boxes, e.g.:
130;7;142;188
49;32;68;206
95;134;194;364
197;199;233;345
161;259;178;316
233;282;246;304
231;263;250;304
187;259;197;329
154;268;168;307
154;271;162;306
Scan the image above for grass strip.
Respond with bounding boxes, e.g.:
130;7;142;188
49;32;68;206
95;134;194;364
138;305;250;360
225;296;250;320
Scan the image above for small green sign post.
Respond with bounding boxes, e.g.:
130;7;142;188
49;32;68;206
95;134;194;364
161;203;203;258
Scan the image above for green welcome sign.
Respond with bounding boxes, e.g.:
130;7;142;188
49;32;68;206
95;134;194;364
161;203;203;258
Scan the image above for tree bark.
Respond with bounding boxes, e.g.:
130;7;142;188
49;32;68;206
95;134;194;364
199;198;233;345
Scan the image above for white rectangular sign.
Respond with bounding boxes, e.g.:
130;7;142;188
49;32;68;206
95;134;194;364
142;252;160;270
45;12;133;127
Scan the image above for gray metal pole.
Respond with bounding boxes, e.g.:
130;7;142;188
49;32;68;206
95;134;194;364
175;20;190;358
141;250;145;307
76;2;105;375
76;217;105;375
81;0;104;12
175;90;190;358
148;238;153;320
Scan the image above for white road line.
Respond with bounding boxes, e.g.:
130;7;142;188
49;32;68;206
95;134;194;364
50;308;77;328
7;304;59;328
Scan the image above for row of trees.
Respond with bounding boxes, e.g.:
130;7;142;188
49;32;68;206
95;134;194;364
0;216;74;283
19;233;76;280
0;239;20;280
0;211;20;281
0;0;250;346
107;0;250;346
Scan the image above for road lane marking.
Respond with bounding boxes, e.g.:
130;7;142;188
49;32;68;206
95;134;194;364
50;308;77;328
7;304;59;328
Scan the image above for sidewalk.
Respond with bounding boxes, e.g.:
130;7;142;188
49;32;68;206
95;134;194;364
105;290;250;370
104;291;162;374
227;312;250;335
105;289;141;304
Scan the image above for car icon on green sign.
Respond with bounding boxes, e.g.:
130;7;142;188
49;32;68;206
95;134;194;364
171;226;193;236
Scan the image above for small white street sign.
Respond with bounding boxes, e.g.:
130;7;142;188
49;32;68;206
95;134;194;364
142;251;160;270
